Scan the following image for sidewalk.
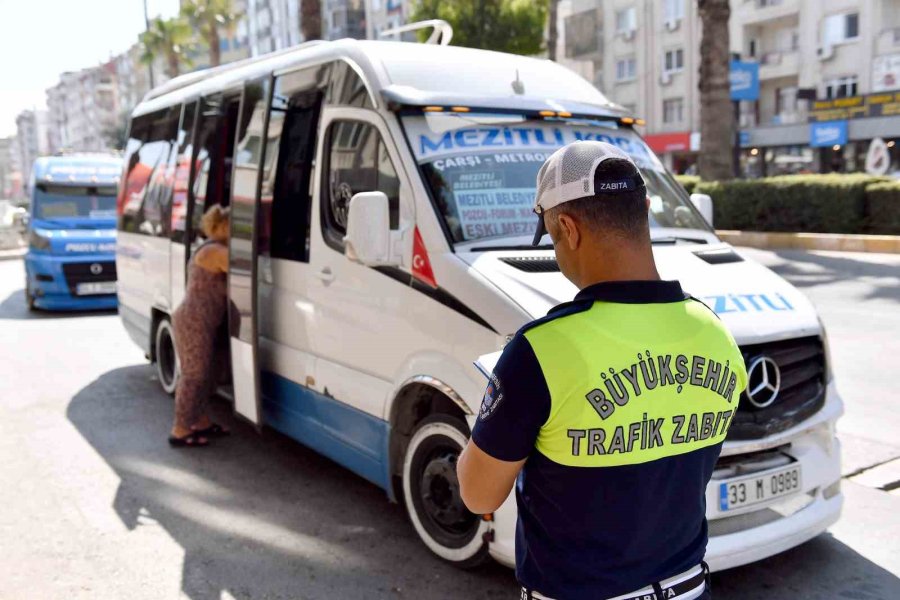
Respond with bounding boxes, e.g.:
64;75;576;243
717;231;900;254
0;245;25;261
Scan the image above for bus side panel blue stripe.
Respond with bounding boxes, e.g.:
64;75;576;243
261;371;390;492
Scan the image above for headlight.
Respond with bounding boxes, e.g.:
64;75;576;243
29;230;51;251
818;317;834;383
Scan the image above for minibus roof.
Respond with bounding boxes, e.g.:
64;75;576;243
133;40;629;120
32;155;122;187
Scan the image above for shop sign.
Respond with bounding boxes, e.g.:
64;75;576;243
643;132;691;154
873;54;900;92
730;61;760;101
808;90;900;122
810;120;848;147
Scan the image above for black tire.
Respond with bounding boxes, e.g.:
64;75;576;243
24;281;36;311
402;414;490;569
154;318;179;395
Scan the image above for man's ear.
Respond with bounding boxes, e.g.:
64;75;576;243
557;212;580;251
645;195;651;211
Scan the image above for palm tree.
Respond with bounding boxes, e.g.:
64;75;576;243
141;16;193;79
698;0;734;180
181;0;238;68
301;0;322;41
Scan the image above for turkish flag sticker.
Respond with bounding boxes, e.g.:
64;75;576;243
412;226;437;288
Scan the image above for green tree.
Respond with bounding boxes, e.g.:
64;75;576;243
410;0;547;55
141;16;193;78
698;0;734;181
181;0;238;68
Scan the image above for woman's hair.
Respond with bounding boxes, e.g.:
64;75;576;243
200;205;230;239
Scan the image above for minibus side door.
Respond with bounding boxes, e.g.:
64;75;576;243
227;79;271;427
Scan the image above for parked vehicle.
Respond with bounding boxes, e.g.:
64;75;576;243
24;155;121;310
117;31;842;571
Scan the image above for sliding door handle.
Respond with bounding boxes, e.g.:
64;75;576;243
314;267;335;283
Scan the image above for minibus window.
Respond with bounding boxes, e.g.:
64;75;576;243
171;101;196;244
400;113;711;244
190;95;241;241
322;121;400;251
327;61;373;109
264;68;326;262
119;107;179;237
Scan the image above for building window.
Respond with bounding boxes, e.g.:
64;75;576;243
663;98;684;124
823;12;859;46
757;0;783;7
824;76;858;99
616;7;637;36
664;48;684;73
664;0;684;24
615;57;637;82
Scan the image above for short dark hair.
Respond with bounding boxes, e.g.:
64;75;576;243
547;158;648;237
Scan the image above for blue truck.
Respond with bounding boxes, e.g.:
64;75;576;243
24;155;122;311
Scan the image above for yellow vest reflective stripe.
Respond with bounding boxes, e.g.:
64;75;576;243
524;299;748;467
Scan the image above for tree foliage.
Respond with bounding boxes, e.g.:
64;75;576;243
141;16;193;78
181;0;239;67
410;0;547;56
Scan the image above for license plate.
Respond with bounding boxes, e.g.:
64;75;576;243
76;281;117;295
719;465;802;511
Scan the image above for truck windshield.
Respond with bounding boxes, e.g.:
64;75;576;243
33;184;118;221
401;113;710;244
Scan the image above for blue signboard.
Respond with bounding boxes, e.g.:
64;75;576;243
739;131;751;147
730;61;760;101
810;120;849;147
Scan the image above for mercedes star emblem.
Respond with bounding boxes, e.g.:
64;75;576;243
90;263;103;275
746;356;781;408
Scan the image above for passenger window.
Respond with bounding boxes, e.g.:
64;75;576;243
323;121;400;250
327;61;374;109
171;101;196;243
190;95;241;243
262;66;327;262
118;107;179;236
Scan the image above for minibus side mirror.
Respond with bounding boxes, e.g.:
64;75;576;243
344;191;393;266
690;193;714;227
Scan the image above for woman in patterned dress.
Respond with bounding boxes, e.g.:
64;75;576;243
168;205;231;447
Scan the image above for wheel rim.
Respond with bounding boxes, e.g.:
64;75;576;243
157;324;177;391
411;436;479;544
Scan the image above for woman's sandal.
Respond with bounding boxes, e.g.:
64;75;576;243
193;423;231;438
168;431;210;447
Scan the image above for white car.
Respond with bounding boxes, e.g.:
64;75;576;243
116;30;842;572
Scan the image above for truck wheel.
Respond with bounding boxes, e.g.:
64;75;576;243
402;414;490;569
24;283;36;311
154;318;179;396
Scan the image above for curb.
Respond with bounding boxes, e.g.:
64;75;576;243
0;247;26;262
715;231;900;254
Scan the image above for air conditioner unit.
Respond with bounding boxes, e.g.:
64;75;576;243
817;45;834;61
660;71;673;85
665;19;680;32
623;29;636;41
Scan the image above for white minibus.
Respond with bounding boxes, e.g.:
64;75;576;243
117;32;842;571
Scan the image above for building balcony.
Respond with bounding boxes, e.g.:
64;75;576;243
739;0;800;27
759;50;800;80
875;27;900;56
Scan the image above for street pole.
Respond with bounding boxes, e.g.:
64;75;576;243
143;0;155;88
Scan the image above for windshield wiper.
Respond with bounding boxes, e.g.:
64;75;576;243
651;235;708;245
467;244;555;252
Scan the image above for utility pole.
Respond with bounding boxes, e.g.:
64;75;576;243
143;0;155;88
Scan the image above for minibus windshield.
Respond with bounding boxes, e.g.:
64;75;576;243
33;184;117;221
401;113;711;244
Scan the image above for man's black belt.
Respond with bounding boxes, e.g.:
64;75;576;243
520;562;709;600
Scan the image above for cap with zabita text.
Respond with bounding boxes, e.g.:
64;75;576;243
531;141;646;246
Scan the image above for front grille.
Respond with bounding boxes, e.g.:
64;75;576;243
61;261;117;295
727;336;826;440
499;256;560;273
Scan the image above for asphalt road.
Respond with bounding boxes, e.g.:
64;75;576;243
1;249;898;600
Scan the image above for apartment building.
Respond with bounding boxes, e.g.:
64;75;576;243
732;0;900;175
556;0;900;175
557;0;702;173
46;62;120;154
14;110;51;186
246;0;300;56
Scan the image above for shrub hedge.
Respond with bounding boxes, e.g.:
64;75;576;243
671;174;898;235
674;175;700;194
864;182;900;235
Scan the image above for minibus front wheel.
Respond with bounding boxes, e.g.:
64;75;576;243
154;317;179;396
402;414;490;569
